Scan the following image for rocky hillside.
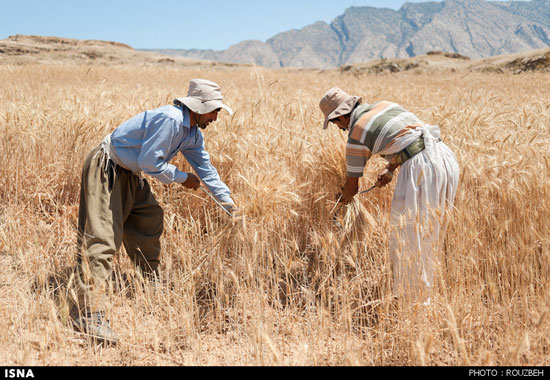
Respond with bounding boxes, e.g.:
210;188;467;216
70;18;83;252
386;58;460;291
337;47;550;75
0;35;204;66
151;0;550;68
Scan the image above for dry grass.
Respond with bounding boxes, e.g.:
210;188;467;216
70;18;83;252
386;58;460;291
0;63;549;366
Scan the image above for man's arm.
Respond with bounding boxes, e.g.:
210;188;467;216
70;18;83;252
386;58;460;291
137;116;190;184
181;143;234;207
341;176;359;204
376;163;398;188
341;136;369;205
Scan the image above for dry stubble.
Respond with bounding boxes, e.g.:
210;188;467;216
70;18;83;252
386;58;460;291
0;63;548;365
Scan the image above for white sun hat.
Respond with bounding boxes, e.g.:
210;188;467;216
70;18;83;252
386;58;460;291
174;79;233;115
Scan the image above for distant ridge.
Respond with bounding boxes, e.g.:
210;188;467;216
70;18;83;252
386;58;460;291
0;34;213;66
2;33;549;74
145;0;550;68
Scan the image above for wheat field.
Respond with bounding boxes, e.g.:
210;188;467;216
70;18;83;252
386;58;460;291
0;62;548;366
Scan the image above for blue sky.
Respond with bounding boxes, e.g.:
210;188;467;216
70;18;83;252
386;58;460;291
1;0;440;50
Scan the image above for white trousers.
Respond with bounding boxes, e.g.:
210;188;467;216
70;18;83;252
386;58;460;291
388;140;459;302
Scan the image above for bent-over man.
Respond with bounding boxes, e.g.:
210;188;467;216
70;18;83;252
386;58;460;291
319;87;459;306
73;79;235;343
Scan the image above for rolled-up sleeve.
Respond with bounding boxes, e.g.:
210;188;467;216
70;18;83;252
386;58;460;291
182;141;233;205
346;137;371;178
137;114;188;184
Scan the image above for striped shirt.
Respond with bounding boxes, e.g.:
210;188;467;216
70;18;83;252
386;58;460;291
346;102;424;177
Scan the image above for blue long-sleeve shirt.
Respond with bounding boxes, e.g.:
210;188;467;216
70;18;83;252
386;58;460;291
110;104;233;204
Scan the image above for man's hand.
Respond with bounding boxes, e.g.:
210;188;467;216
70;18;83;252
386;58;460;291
341;177;359;205
182;173;200;190
222;202;236;214
375;165;397;188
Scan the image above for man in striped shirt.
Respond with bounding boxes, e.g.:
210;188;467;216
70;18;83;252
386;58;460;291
320;87;460;305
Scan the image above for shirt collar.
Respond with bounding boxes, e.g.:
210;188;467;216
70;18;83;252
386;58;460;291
182;105;191;128
175;104;191;128
350;103;370;127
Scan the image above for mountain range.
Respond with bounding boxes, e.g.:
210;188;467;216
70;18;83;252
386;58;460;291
146;0;550;68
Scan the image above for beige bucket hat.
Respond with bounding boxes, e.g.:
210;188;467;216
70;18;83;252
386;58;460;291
319;87;362;129
174;79;233;115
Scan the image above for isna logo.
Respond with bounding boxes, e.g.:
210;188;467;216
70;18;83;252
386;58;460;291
4;369;34;378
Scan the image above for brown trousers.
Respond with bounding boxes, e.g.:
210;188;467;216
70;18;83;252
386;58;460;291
74;145;164;312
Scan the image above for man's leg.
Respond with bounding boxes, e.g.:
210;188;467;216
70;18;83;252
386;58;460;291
74;148;132;343
123;178;164;277
389;157;432;304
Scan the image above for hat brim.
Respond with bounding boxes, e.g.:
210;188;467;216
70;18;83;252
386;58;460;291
175;97;233;116
322;95;362;129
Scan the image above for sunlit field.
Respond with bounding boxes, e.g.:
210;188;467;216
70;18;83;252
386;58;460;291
0;63;548;365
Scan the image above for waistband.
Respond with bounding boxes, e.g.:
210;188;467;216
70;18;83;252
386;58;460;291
99;134;128;170
393;135;442;165
96;134;145;187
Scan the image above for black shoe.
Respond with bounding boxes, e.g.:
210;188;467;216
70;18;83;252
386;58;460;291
72;311;119;345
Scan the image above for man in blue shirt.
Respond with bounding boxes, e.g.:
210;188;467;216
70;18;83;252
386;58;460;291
72;79;235;344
